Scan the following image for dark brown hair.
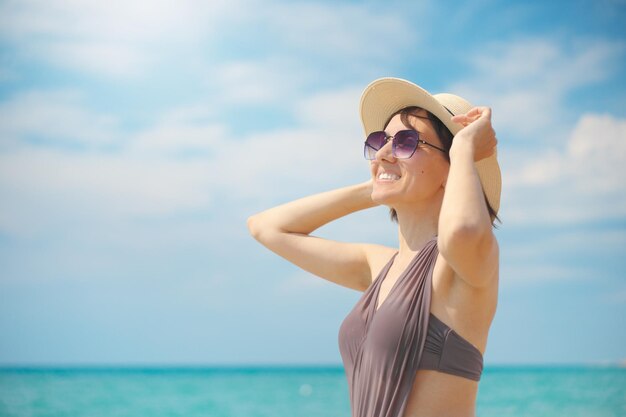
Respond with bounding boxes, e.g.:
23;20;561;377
384;106;501;228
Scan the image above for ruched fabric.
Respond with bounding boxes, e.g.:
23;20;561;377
337;235;483;417
338;236;438;417
418;313;483;381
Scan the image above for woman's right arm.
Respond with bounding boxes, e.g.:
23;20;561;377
247;180;391;291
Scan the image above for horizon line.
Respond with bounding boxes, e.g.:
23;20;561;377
1;361;624;370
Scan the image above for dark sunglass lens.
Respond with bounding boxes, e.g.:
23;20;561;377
394;130;419;158
366;131;387;149
364;132;386;159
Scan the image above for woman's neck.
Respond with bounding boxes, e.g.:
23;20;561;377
394;203;440;259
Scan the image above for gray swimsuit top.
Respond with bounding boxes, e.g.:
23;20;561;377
338;236;483;417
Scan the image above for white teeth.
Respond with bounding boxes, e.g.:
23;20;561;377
378;172;400;180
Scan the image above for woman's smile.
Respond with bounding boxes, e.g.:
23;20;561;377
377;170;401;182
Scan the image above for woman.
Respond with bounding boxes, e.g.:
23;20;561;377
247;77;502;417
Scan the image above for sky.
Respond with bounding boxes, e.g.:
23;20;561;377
0;0;625;367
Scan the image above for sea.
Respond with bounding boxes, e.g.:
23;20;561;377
0;365;624;417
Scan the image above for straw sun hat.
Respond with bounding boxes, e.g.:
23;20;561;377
359;77;502;214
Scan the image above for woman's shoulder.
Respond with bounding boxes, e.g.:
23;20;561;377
359;243;398;286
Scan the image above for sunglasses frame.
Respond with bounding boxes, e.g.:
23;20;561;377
363;129;448;160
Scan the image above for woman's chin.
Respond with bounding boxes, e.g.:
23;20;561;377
370;190;398;206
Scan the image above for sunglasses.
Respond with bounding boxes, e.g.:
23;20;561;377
364;129;447;160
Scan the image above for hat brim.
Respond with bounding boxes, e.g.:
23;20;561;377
359;77;502;214
360;77;464;136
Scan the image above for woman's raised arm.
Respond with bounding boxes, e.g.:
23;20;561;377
438;107;499;288
247;180;392;291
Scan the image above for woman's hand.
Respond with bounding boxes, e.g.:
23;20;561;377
450;106;497;162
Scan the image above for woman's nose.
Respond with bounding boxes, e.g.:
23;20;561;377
375;138;396;162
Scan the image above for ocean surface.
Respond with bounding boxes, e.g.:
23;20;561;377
0;365;624;417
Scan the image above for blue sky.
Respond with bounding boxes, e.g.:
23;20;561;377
0;0;625;366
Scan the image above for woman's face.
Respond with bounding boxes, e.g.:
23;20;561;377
369;110;450;211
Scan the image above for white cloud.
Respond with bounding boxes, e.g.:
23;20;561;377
196;2;419;109
447;36;626;226
208;87;368;201
503;113;626;224
0;90;122;148
209;126;365;202
469;38;617;90
0;85;371;241
295;86;363;128
0;0;417;83
0;90;219;239
498;226;625;286
567;114;626;194
36;41;150;79
209;58;313;105
130;121;225;155
0;0;211;41
260;2;416;62
450;38;625;139
0;148;212;224
0;0;239;78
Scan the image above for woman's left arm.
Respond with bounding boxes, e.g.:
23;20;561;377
437;106;499;288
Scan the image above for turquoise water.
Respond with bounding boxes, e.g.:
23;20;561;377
0;365;624;416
